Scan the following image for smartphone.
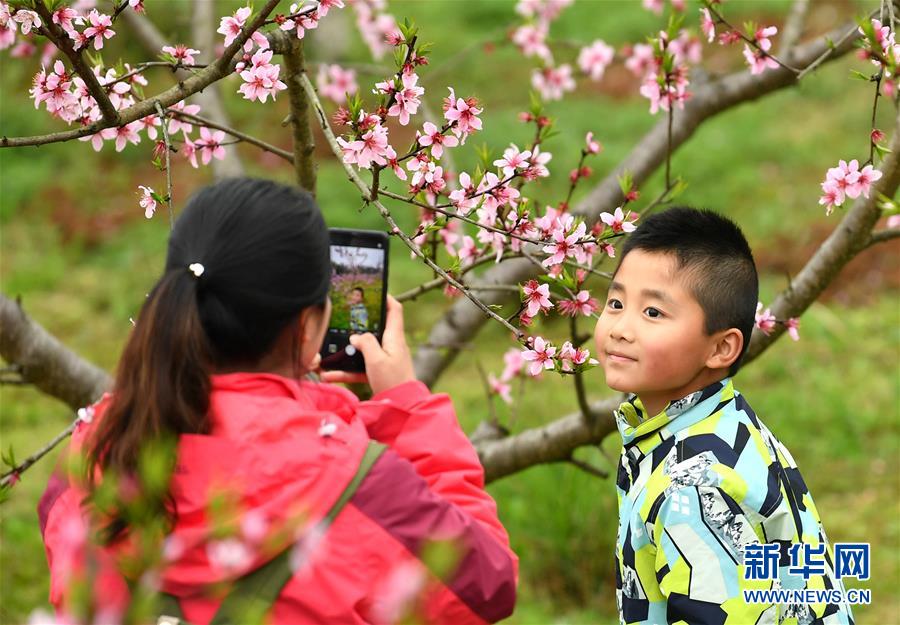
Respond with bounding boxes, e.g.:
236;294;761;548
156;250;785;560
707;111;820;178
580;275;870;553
319;228;390;372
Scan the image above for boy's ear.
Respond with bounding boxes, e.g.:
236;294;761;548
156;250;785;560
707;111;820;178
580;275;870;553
705;328;743;371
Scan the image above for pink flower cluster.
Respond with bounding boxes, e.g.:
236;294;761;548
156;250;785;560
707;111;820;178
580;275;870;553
350;0;398;60
511;0;577;101
512;24;551;64
578;39;614;81
161;44;200;65
138;185;156;219
279;0;344;40
599;207;638;234
486;348;528;404
238;48;287;103
337;111;394;169
643;0;685;15
1;2;132;52
531;64;575;101
627;32;692;114
376;70;424;126
317;64;358;104
742;26;778;75
521;336;597;377
558;290;600;317
755;302;800;341
818;159;882;215
218;6;265;49
515;0;573;23
417;121;459;159
443;88;483;143
860;19;900;77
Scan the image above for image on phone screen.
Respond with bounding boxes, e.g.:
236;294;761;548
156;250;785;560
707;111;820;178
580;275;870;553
319;229;389;372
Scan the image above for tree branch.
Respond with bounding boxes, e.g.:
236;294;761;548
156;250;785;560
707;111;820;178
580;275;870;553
1;418;79;489
281;32;318;195
0;294;111;410
413;16;863;388
476;397;621;483
745;111;900;360
170;110;294;162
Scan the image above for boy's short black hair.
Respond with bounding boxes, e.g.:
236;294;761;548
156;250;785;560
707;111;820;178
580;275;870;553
352;287;364;295
617;207;758;377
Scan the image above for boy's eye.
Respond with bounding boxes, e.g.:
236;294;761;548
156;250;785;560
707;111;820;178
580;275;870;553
644;307;663;318
607;298;623;310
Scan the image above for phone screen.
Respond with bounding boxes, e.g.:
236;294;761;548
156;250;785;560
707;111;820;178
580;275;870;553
319;229;389;372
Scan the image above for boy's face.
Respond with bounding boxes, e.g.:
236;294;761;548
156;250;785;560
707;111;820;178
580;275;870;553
593;249;721;415
350;290;362;304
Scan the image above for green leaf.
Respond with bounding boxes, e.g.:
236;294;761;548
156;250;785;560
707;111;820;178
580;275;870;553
618;171;634;195
669;176;689;200
529;91;544;118
849;70;872;81
876;193;897;212
1;445;16;469
743;20;757;39
542;127;561;142
666;13;684;40
474;143;492;171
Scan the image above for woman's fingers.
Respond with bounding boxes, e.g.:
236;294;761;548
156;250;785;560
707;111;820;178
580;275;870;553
381;295;406;352
319;370;369;385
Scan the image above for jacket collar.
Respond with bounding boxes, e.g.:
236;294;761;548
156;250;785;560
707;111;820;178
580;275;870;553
615;378;733;451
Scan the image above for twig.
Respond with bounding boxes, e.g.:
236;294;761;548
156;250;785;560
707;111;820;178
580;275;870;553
474;361;498;426
155;102;175;229
378;189;548;245
169;110;294;162
571;316;598;424
868;72;884;166
0;418;79;488
566;455;608;479
706;3;802;74
796;13;874;81
394;253;525;302
106;61;208;88
867;226;900;247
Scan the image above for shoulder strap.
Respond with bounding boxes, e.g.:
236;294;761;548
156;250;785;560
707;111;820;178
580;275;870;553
156;440;387;625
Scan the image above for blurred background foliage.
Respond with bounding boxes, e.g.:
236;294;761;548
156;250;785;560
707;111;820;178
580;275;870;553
1;1;898;623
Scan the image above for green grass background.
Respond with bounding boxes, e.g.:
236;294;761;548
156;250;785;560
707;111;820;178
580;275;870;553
2;1;899;623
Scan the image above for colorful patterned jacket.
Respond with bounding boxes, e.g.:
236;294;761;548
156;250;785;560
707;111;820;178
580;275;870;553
614;378;855;625
38;374;517;624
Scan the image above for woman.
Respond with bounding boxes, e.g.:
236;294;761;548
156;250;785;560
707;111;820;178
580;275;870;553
37;178;517;624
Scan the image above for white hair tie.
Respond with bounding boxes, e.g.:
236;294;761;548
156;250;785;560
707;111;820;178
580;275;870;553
188;262;205;278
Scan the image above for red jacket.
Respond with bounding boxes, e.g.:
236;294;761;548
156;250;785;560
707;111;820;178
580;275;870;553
38;373;518;624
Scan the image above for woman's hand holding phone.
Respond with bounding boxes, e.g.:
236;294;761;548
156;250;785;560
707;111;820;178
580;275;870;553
318;295;416;394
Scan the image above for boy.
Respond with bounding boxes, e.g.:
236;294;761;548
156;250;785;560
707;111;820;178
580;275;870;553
348;286;369;332
594;208;855;625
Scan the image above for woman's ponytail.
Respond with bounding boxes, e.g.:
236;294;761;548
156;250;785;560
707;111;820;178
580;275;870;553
83;268;212;544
